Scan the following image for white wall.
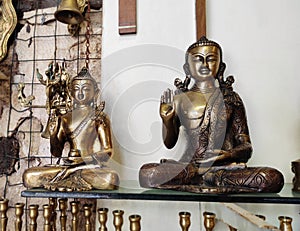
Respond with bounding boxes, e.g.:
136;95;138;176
101;0;196;180
102;0;300;184
100;0;300;230
206;0;300;182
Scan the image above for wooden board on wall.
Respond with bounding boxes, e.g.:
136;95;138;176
119;0;137;34
196;0;206;39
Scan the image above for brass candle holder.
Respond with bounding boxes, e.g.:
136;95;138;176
113;210;124;231
83;204;93;231
98;208;109;231
203;212;216;231
15;202;25;231
278;216;293;231
29;204;39;231
70;201;80;231
179;211;191;231
43;204;51;231
0;198;8;231
129;214;141;231
59;198;68;231
49;198;57;231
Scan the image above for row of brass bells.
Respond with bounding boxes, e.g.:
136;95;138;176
55;0;84;25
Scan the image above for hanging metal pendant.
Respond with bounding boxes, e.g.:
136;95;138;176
0;133;19;175
0;0;17;61
0;117;33;176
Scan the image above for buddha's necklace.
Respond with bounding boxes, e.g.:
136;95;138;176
190;85;216;94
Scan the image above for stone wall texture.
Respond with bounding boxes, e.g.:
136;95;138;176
0;5;102;230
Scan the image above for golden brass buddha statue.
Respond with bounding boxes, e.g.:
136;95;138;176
139;37;284;193
23;67;119;191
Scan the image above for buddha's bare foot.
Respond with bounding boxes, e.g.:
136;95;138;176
44;171;93;191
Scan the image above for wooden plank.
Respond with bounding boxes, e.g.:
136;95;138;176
196;0;206;39
119;0;137;35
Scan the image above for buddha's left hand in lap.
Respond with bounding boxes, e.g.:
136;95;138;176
195;149;232;165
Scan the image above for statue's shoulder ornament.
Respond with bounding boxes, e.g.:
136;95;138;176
93;101;110;126
219;74;243;108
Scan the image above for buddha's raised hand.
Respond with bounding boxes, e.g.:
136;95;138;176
160;88;175;122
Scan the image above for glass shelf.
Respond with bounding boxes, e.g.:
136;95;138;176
21;182;300;204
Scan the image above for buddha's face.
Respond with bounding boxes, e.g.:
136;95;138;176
71;79;96;106
186;45;220;81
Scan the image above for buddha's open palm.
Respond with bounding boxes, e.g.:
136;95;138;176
160;88;175;121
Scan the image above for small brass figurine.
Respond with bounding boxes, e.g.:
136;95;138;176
139;37;284;193
36;61;71;138
23;67;119;191
291;159;300;192
17;82;36;108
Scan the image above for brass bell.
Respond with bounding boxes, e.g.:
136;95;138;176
55;0;84;25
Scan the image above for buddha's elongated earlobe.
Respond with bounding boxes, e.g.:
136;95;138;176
183;63;190;76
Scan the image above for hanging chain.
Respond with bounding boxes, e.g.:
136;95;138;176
85;0;91;69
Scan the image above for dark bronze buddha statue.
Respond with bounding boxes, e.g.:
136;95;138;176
139;37;284;193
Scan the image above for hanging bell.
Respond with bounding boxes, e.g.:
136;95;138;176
55;0;84;25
